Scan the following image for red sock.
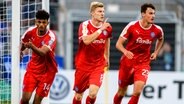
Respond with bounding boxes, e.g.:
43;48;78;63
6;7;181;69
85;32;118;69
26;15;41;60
113;93;123;104
86;96;96;104
128;95;140;104
73;97;81;104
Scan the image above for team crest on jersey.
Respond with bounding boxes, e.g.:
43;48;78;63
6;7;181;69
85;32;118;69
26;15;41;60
103;30;108;36
150;32;155;38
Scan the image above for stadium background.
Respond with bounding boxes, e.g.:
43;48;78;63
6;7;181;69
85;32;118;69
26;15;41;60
0;0;184;104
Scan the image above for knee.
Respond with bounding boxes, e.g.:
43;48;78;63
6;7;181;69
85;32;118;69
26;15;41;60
33;94;43;104
21;97;30;104
133;89;142;96
21;92;32;104
88;85;99;99
75;94;83;101
89;92;97;99
89;89;98;99
117;87;127;96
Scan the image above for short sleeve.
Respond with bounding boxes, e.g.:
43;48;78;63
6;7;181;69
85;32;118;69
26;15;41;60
120;21;136;39
43;31;56;50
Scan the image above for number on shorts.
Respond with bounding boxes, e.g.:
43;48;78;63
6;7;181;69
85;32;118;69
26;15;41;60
43;83;51;91
142;69;149;77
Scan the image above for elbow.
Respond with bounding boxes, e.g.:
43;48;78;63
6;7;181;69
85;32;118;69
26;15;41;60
115;42;120;50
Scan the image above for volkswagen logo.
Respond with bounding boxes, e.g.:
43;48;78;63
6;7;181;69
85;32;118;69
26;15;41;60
50;74;70;100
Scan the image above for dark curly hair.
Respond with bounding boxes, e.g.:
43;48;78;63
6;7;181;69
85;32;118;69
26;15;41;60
36;9;49;20
141;3;155;13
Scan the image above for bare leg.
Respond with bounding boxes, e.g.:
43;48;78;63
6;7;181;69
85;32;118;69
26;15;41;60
113;86;128;104
128;81;145;104
73;92;83;104
21;92;33;104
86;84;99;104
33;94;43;104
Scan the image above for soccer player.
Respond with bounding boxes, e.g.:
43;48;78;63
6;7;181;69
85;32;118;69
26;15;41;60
113;3;164;104
73;1;112;104
20;10;58;104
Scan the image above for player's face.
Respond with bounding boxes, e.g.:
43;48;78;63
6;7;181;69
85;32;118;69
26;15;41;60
142;8;155;24
91;7;105;22
35;19;49;33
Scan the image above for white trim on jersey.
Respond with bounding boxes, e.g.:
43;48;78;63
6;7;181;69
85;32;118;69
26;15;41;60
21;26;36;42
155;25;164;39
78;20;89;40
120;21;137;38
89;20;102;28
45;30;56;51
138;20;152;30
82;20;89;36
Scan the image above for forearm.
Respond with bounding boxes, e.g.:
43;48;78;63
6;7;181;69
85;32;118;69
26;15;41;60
154;38;164;55
116;42;126;54
82;29;102;45
30;45;48;56
116;37;128;54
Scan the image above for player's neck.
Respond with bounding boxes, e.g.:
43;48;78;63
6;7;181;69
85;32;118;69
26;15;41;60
139;19;152;29
37;29;47;36
91;19;102;27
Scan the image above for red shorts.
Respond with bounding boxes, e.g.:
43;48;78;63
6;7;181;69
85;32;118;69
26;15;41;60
118;58;150;88
23;71;56;97
73;68;104;93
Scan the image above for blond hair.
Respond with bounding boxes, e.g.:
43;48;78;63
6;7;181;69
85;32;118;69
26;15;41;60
90;1;104;13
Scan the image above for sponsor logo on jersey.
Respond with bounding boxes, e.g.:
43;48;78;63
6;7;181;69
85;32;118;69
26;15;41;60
136;37;151;44
50;74;70;100
92;39;105;44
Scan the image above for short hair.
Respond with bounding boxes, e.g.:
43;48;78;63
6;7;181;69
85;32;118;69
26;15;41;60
141;3;155;13
90;1;104;13
36;9;49;20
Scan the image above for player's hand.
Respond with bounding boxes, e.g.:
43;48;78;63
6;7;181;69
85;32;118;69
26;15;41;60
100;18;111;31
124;50;134;59
150;52;157;60
105;58;110;67
24;39;33;48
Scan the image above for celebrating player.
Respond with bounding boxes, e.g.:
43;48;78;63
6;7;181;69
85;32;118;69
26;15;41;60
73;1;112;104
20;10;58;104
113;3;164;104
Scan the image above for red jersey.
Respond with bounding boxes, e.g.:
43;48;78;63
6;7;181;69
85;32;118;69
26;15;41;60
75;20;112;72
21;26;58;74
120;20;164;64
